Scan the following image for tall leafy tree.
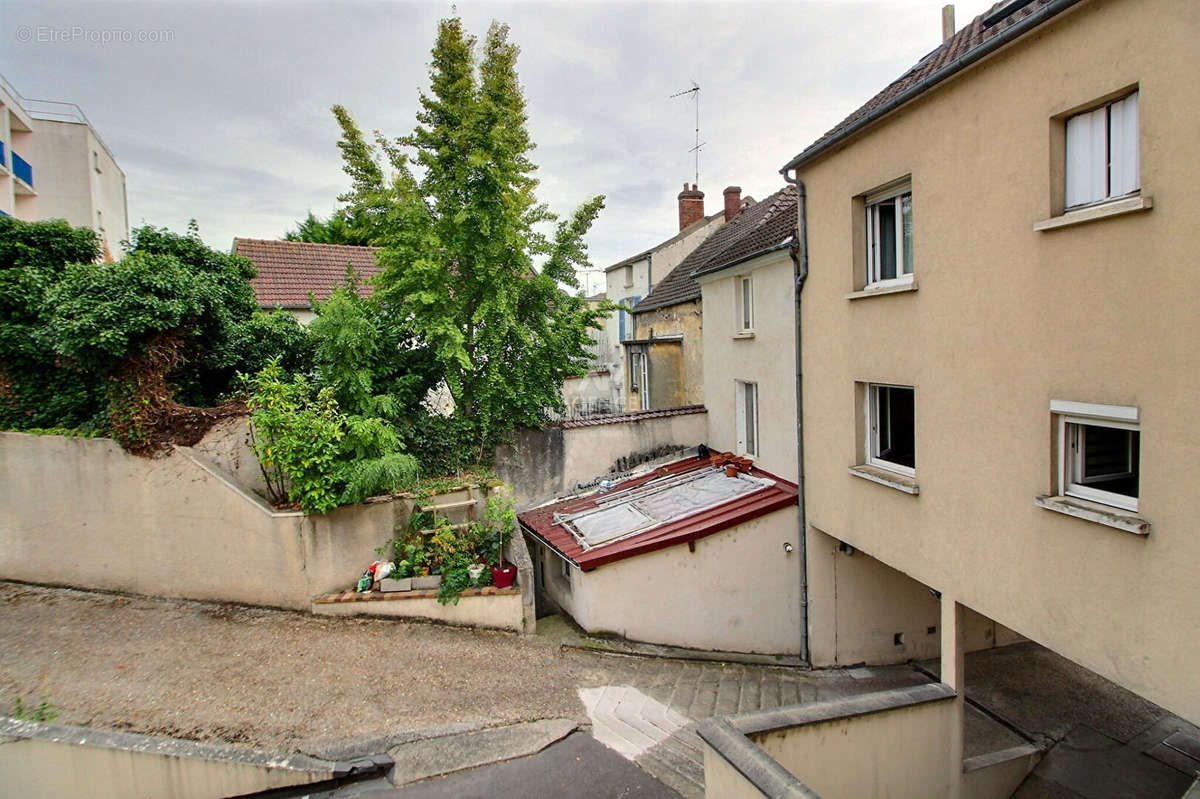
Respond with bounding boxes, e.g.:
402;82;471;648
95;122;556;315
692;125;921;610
332;18;608;461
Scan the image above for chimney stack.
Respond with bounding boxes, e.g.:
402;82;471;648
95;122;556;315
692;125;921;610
723;186;743;222
942;4;955;43
678;183;705;231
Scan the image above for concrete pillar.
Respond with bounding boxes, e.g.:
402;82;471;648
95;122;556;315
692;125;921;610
941;597;966;799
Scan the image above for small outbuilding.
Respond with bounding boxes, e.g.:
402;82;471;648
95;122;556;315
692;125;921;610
519;452;803;655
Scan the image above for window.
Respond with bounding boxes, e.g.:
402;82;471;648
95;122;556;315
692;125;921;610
1052;400;1139;511
1066;91;1138;209
623;265;634;288
629;351;641;391
865;183;913;287
738;275;754;332
618;295;640;343
735;380;758;457
868;385;915;476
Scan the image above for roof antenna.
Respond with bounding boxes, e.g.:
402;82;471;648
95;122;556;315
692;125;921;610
670;82;705;186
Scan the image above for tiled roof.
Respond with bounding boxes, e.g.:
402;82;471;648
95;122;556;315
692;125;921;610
636;187;797;312
234;238;382;310
603;210;724;273
560;404;705;430
784;0;1059;170
518;453;797;571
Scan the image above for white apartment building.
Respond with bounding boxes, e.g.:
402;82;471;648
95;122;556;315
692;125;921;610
0;74;128;259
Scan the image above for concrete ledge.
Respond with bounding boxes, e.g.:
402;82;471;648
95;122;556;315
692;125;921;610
726;682;955;737
963;743;1042;773
315;586;520;604
848;464;920;495
389;718;578;786
312;588;525;632
1034;495;1150;535
698;718;819;799
1034;195;1152;231
845;279;919;300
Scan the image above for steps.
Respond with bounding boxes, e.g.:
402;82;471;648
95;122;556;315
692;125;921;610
578;656;822;799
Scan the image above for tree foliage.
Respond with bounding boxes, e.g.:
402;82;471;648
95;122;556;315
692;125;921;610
331;17;610;461
284;208;374;246
0;217;104;429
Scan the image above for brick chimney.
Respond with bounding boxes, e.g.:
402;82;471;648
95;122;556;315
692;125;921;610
678;183;705;231
723;186;742;222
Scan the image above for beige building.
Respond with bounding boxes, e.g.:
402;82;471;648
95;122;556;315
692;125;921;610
0;74;128;259
603;185;728;410
701;0;1200;795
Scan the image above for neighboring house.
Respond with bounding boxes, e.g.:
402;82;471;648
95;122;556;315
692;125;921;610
694;185;799;476
702;0;1200;796
0;73;128;260
625;186;750;411
602;184;728;409
519;451;802;655
233;238;381;325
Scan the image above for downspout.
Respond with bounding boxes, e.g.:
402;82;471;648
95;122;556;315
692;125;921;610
782;166;810;665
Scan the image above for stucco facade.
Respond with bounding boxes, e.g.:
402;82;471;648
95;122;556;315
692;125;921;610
626;299;704;411
792;0;1199;723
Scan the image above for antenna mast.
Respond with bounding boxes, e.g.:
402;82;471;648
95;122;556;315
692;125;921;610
670;82;704;186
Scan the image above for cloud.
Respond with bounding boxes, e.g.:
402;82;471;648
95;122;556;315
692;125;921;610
2;0;989;273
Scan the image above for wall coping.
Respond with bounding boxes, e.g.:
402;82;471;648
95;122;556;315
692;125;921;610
698;717;819;799
560;404;706;429
314;586;520;604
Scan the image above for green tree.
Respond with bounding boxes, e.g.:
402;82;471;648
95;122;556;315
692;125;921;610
333;18;609;461
283;208;373;246
0;217;103;429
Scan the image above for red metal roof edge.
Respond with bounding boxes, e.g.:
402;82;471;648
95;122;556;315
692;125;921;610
518;454;799;571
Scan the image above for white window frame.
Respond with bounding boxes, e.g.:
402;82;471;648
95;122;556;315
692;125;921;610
864;182;914;289
737;275;754;332
867;384;915;477
1051;400;1140;512
1065;91;1139;210
735;380;759;458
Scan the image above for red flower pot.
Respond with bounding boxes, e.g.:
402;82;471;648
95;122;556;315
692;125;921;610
491;562;517;589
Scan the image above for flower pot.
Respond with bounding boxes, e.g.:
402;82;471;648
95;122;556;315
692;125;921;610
379;577;412;593
467;563;487;584
724;464;738;478
413;574;442;591
491;562;517;589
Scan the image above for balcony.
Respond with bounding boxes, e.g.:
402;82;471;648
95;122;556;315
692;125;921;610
12;151;33;190
0;139;6;172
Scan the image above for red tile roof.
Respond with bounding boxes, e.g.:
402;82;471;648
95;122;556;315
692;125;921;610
234;238;383;310
518;454;797;571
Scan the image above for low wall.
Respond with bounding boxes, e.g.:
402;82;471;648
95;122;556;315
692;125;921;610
494;406;707;508
0;717;377;799
0;431;408;612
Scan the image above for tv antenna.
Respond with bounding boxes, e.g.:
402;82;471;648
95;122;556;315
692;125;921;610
670;82;704;186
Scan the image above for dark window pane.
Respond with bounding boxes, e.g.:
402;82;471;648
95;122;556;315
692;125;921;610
877;201;897;280
1080;424;1139;497
877;386;915;468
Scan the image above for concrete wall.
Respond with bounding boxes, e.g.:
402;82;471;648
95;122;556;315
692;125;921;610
0;431;407;612
700;249;798;477
315;589;525;630
494;409;708;509
561;371;618;417
795;0;1200;722
542;507;804;655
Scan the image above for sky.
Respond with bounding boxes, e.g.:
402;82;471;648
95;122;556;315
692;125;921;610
1;0;1001;295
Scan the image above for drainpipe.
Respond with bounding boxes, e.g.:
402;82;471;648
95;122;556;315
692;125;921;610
781;166;810;665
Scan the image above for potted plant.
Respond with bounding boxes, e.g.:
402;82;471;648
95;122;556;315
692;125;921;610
485;494;518;589
381;543;418;592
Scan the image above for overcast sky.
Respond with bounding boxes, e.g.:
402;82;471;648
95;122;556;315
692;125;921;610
2;0;1000;294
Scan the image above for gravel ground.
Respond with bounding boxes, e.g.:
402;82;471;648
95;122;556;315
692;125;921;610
0;581;623;755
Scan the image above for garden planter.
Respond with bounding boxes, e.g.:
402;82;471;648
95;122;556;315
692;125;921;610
467;563;487;584
379;577;413;593
491;563;517;589
413;574;442;591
